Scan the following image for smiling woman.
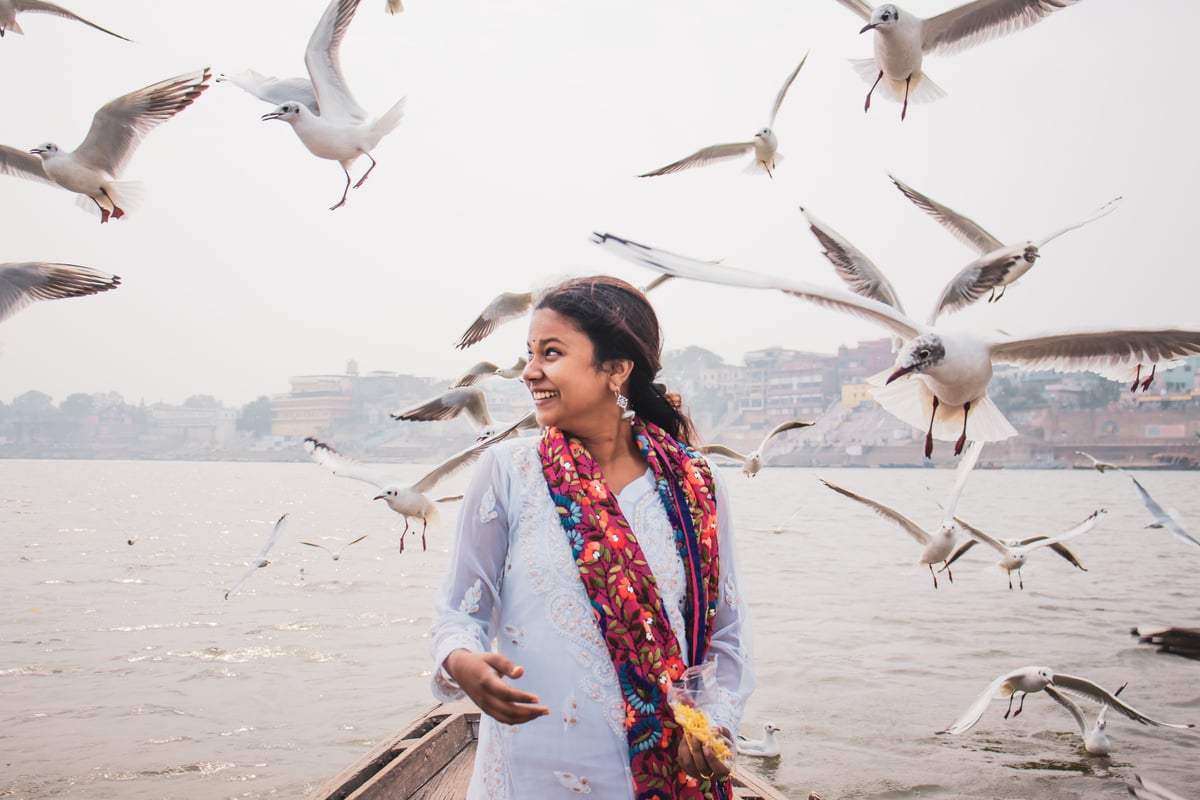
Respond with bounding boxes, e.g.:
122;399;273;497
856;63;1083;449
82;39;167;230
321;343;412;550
428;275;755;799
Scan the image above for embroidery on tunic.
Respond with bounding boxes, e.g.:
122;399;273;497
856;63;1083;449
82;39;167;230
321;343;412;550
479;486;499;523
459;578;482;615
553;771;591;794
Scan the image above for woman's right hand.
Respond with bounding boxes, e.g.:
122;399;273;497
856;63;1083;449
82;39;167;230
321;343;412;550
443;649;550;725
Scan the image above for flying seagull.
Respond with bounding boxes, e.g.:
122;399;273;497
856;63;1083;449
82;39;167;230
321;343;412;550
639;52;808;179
834;0;1083;120
451;357;527;388
222;0;406;210
0;0;129;41
937;665;1193;735
225;513;289;600
1128;474;1200;551
303;415;529;552
1;262;120;324
1;69;211;222
948;509;1103;589
300;534;367;560
700;419;814;477
591;231;1200;459
391;387;538;440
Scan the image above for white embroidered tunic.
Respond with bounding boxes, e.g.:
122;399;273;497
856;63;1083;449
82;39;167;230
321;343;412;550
430;437;754;799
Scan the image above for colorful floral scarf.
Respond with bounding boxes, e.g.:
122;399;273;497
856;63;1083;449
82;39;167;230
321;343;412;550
540;418;727;800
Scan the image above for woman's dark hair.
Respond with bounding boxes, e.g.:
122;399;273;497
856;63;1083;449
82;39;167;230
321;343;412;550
536;275;696;444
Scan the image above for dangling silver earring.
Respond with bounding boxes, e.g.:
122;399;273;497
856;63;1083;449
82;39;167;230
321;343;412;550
615;390;635;422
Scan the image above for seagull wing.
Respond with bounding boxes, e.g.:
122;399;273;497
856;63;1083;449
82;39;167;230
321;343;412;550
0;262;120;324
456;291;534;348
952;516;1010;556
393;387;492;429
699;444;748;462
889;174;1003;254
1052;673;1194;729
451;361;501;388
922;0;1082;56
14;0;130;41
301;540;333;554
338;534;369;554
937;670;1016;735
1018;509;1103;553
591;232;926;342
940;538;977;570
385;0;403;13
303;436;391;490
256;513;289;561
928;251;1024;324
217;70;319;115
638;142;756;177
224;564;261;600
989;329;1200;377
1129;476;1200;550
941;441;984;526
1129;776;1190;800
801;207;906;313
834;0;874;22
1043;686;1088;737
412;416;524;494
768;51;808;127
74;68;212;176
759;419;815;452
304;0;368;124
820;479;930;546
1035;196;1122;247
0;143;52;184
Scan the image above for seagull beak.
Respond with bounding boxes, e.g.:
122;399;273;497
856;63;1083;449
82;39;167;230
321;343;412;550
28;148;43;155
261;111;283;122
859;22;878;33
886;365;914;384
372;494;385;501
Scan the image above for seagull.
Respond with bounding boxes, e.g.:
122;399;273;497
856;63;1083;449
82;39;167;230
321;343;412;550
385;0;402;12
1046;680;1126;755
736;723;781;758
937;665;1193;736
820;440;983;588
303;415;528;552
300;534;367;560
1128;775;1189;800
0;0;129;41
1128;474;1200;551
591;231;1200;459
700;419;814;476
0;262;120;324
1073;450;1117;473
890;175;1121;315
451;357;528;388
229;0;406;210
835;0;1083;120
639;52;808;179
391;387;538;440
1;69;211;222
225;513;289;600
946;509;1104;589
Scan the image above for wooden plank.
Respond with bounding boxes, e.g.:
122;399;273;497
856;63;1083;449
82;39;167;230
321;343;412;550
409;740;477;800
731;765;793;800
345;712;477;800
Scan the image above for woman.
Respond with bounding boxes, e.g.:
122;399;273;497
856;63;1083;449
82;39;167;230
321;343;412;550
430;276;753;799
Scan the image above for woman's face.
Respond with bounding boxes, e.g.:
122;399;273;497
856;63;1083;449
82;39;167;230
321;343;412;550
523;308;621;435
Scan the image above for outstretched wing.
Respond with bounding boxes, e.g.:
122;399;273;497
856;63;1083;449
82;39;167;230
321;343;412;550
456;291;534;349
75;68;212;176
952;516;1009;556
989;329;1200;377
638;142;755;177
392;387;492;430
0;144;51;184
216;70;319;115
1035;196;1122;247
303;436;391;490
833;0;874;22
255;513;289;561
760;419;814;453
928;251;1024;324
820;478;930;546
768;52;809;127
1129;475;1200;550
922;0;1082;56
1052;673;1194;729
304;0;368;124
15;0;130;40
591;232;925;342
1042;686;1088;737
801;206;906;313
699;443;748;462
937;670;1017;735
890;174;1003;254
941;441;984;527
0;262;120;324
412;413;530;494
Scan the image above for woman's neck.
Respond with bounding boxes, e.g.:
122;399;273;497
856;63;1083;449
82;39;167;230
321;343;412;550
575;422;645;494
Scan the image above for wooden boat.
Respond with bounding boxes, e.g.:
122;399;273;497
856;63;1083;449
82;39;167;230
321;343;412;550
307;701;794;800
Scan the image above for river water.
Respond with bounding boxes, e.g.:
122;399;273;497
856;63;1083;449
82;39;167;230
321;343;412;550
2;458;1197;799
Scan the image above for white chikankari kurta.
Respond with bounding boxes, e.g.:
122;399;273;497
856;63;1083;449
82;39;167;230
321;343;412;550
430;437;754;799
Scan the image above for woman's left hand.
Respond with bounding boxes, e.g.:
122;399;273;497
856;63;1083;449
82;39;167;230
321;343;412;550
677;725;734;782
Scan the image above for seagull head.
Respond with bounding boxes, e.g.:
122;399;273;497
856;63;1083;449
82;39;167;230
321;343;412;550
262;102;303;123
887;334;945;383
29;142;59;159
861;4;899;34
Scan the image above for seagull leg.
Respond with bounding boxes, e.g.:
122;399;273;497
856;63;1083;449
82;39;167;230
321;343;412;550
1130;364;1142;393
352;152;378;189
946;565;953;584
864;71;883;113
1004;693;1017;719
1018;570;1024;590
1140;364;1157;392
1007;570;1014;590
1012;691;1028;717
954;401;971;456
399;517;411;553
421;518;429;551
99;188;124;220
928;563;939;589
900;75;911;121
924;396;939;459
994;285;1007;301
90;195;111;224
330;166;353;211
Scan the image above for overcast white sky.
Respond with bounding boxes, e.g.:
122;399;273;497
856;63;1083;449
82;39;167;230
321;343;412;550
0;0;1192;407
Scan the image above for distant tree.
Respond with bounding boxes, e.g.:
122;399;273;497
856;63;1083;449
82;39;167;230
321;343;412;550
11;390;55;417
60;393;96;419
237;396;273;436
183;394;222;409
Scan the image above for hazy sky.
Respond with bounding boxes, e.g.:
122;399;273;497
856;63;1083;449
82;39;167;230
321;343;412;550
0;0;1192;408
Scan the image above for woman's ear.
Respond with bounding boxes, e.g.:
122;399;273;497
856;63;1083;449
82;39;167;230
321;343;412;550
606;358;634;391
